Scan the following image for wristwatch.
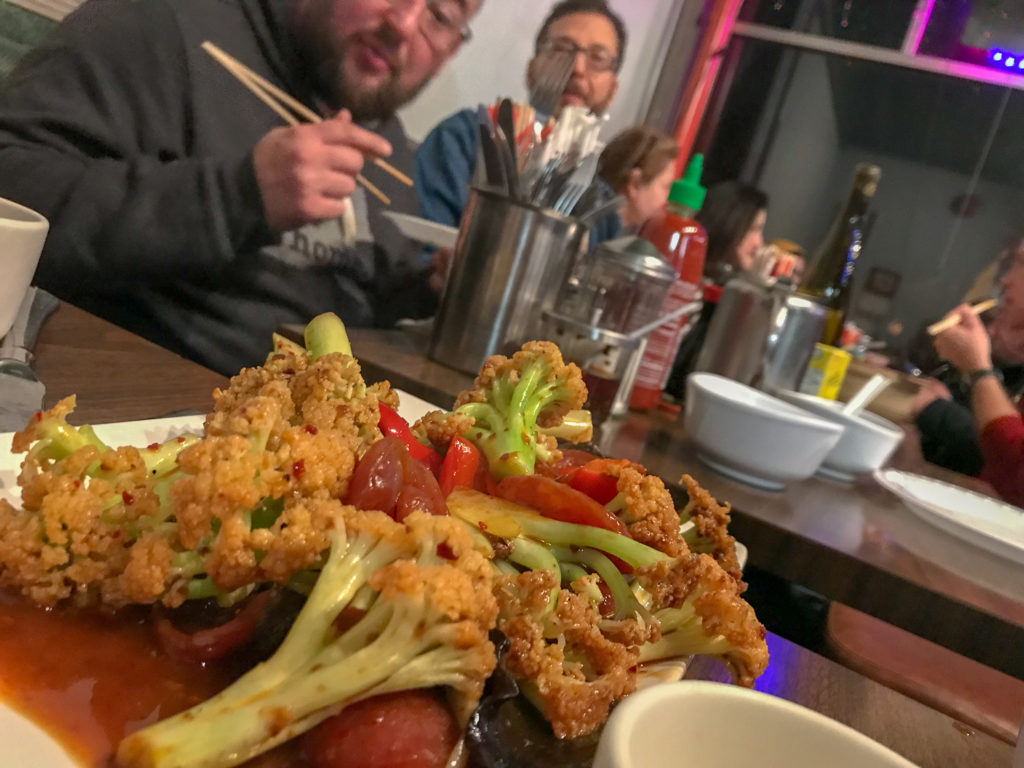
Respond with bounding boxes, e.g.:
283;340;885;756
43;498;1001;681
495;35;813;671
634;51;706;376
963;368;1003;388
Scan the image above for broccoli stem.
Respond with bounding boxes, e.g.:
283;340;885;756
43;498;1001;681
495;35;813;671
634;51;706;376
508;537;560;611
507;515;667;570
636;601;732;663
27;420;108;463
305;312;352;359
117;525;415;768
552;546;644;621
142;434;200;478
447;491;668;569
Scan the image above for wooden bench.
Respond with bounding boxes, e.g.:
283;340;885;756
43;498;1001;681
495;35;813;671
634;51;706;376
826;602;1024;743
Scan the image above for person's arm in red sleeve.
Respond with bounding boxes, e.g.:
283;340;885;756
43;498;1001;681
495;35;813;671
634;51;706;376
975;382;1024;507
935;305;1024;505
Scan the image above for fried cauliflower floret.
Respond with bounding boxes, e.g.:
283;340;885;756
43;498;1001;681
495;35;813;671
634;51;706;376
495;569;638;739
680;474;743;583
601;463;689;558
0;444;173;608
455;341;587;428
115;511;499;768
251;498;345;583
454;341;587;479
636;554;768;687
412;409;477;454
289;354;383;455
210;366;300;429
10;395;77;453
274;425;357;500
369;380;400;411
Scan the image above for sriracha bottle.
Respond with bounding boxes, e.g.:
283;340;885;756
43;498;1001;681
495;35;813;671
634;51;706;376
629;154;708;410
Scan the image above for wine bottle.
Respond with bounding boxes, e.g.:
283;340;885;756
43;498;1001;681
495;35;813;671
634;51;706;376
800;163;881;345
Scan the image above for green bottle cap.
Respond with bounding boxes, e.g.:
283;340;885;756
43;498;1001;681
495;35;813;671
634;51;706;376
668;154;707;212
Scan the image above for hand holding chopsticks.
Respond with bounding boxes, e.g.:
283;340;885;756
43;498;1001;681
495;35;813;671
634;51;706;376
926;298;998;336
201;42;412;212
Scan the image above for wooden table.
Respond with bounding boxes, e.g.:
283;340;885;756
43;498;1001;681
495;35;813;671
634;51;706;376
34;303;227;423
14;304;1016;766
334;327;1024;680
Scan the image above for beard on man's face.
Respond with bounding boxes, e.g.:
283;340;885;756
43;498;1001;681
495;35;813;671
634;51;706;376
295;3;432;122
321;51;430;122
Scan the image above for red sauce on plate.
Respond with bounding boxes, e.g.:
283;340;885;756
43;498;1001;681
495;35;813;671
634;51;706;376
0;592;303;767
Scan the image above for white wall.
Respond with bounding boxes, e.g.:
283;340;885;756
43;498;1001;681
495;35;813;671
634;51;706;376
399;0;687;143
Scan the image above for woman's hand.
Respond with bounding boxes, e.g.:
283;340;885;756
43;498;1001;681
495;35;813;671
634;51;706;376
934;304;993;374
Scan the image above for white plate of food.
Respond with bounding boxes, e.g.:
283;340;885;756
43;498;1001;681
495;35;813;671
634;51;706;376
0;388;751;767
874;468;1024;565
382;212;459;251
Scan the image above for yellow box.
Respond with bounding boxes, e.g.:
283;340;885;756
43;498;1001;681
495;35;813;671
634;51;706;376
800;344;852;400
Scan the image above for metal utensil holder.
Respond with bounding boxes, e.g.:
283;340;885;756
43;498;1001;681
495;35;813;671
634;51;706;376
429;187;586;374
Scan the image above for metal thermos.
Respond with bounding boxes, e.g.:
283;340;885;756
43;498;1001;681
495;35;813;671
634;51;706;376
761;289;828;393
429;188;586;374
695;273;825;392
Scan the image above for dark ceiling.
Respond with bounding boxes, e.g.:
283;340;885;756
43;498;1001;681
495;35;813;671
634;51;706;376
826;55;1024;186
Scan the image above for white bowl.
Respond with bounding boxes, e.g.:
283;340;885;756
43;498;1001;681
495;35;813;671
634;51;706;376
593;681;918;768
779;390;904;482
685;373;844;491
0;197;49;339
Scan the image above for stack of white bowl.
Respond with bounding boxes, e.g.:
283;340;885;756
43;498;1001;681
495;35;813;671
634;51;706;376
684;373;904;491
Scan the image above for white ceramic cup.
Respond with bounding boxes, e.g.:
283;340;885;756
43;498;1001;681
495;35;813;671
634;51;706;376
0;197;49;340
593;681;918;768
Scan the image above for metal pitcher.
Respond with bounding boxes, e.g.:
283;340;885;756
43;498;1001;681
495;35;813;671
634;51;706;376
429;187;586;374
695;273;825;392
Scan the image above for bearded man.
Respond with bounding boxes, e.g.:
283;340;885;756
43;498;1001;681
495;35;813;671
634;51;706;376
0;0;481;374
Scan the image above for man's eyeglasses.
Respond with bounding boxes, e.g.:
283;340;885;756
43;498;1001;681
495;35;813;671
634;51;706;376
419;0;473;49
539;37;619;73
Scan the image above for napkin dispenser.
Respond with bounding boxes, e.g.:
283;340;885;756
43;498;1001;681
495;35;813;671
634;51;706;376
695;272;825;394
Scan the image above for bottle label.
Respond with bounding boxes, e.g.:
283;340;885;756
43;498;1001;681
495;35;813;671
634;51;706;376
838;225;863;290
633;279;702;391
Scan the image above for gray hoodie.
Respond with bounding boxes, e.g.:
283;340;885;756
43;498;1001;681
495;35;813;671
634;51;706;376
0;0;434;374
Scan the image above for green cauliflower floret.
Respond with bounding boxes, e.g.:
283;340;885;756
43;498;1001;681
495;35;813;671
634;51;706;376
454;341;588;479
115;510;499;768
635;554;768;687
1;396;203;607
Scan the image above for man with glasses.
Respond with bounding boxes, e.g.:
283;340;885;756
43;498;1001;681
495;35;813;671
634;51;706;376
415;0;626;234
0;0;480;375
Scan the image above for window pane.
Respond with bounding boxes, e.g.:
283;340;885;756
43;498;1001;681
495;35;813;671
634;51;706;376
740;0;919;50
699;38;1021;354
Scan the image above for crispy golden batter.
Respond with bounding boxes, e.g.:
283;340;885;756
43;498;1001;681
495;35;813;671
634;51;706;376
411;409;477;454
454;341;587;428
637;555;768;687
495;570;638;739
0;440;173;608
1;349;385;609
680;474;743;583
609;466;690;558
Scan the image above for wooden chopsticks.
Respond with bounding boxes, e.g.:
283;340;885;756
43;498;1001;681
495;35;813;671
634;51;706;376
201;41;413;206
926;298;999;336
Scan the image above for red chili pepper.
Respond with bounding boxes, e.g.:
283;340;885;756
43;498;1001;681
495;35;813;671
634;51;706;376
565;467;620;505
438;436;482;497
378;403;443;476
